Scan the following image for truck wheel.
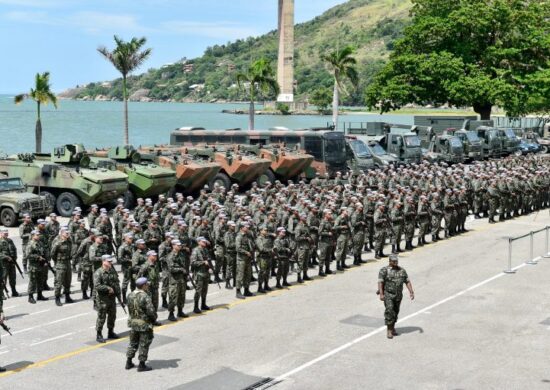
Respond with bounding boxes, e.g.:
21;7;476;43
0;208;17;227
209;173;231;190
541;145;549;154
56;192;81;217
256;169;276;186
123;190;136;209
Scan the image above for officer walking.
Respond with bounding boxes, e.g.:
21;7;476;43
94;255;122;343
378;254;414;339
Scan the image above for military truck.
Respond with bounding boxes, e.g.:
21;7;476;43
138;146;222;193
444;128;483;161
0;176;52;226
0;145;128;217
422;134;464;164
536;123;550;153
345;136;375;172
496;128;520;156
474;126;504;159
88;145;177;208
365;141;399;167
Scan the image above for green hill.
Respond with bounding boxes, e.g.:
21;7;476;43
67;0;411;105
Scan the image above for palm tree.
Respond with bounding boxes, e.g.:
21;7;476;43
236;58;280;130
321;45;358;130
14;72;58;153
98;36;152;144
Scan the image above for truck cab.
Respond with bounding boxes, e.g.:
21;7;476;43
475;126;503;159
445;128;482;161
345;137;375;172
380;130;422;164
424;135;464;164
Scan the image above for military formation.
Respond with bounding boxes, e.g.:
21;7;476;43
0;155;548;371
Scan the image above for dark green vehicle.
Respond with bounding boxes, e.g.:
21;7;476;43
445;128;483;161
345;137;375;172
0;177;53;227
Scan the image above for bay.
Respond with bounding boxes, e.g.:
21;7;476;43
0;94;413;154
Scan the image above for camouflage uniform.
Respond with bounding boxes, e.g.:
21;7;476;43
235;231;254;292
224;228;237;287
77;236;95;297
317;217;334;275
273;234;292;287
334;213;351;270
166;249;188;315
93;266;121;335
373;207;388;258
19;221;34;269
294;220;312;282
255;231;273;292
89;242;110;271
117;241;134;300
350;209;366;265
127;289;156;364
378;265;410;326
26;239;46;299
137;260;160;312
191;246;211;309
50;236;73;300
0;236;17;296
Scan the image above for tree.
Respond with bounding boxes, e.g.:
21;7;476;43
321;45;359;129
309;87;333;114
98;36;152;144
14;72;58;153
236;58;280;130
366;0;550;120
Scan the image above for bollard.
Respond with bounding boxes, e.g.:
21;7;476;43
504;238;516;274
544;227;550;259
526;231;538;265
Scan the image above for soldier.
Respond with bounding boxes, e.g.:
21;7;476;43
131;239;148;285
126;277;156;372
0;229;19;297
77;229;97;299
389;201;404;253
26;230;48;304
373;203;388;259
306;205;320;266
137;250;161;323
334;207;352;270
94;254;122;343
87;204;100;227
317;209;334;276
158;232;174;308
224;221;237;289
378;254;414;339
350;202;367;265
235;223;254;299
89;235;110;271
273;227;292;288
0;285;5;371
19;214;34;273
487;181;500;223
403;196;416;250
294;213;312;283
430;192;443;241
72;219;89;276
118;232;134;303
191;237;212;312
45;213;60;248
166;239;189;321
143;219;162;252
255;225;274;293
50;227;74;306
212;214;226;283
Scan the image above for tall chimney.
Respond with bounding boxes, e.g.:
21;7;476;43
277;0;294;103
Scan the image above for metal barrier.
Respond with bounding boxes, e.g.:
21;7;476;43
504;226;550;273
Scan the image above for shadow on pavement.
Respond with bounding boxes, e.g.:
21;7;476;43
149;358;181;370
3;361;33;372
395;326;424;335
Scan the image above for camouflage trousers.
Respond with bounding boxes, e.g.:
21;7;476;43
430;215;441;236
443;211;453;235
335;234;350;263
2;260;16;291
236;257;251;290
96;298;116;332
257;254;271;287
296;245;310;274
194;273;209;304
391;224;403;245
54;264;72;296
81;265;94;293
276;258;289;282
383;294;402;326
168;276;186;311
147;286;159;313
214;245;225;278
489;198;499;219
374;230;387;252
121;266;133;296
352;231;365;257
127;329;154;362
417;218;430;238
27;266;44;294
404;221;415;242
318;240;332;273
225;251;236;283
22;242;29;268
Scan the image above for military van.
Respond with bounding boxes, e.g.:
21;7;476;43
0;176;52;226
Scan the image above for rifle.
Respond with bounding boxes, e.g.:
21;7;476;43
1;322;12;336
13;259;24;279
186;272;197;290
116;294;127;314
203;251;221;289
3;284;9;299
46;261;56;276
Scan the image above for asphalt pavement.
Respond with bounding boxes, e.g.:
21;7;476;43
0;210;549;389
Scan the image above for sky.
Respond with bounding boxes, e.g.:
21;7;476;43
0;0;346;93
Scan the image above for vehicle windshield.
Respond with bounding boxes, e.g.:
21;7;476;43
369;143;387;155
349;140;372;158
505;128;517;138
404;136;421;147
449;138;463;148
465;131;480;142
324;138;346;161
0;178;25;192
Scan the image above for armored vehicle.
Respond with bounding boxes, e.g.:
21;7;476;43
138;146;222;193
445;128;483;161
88;145;177;208
0;176;52;227
423;134;464;164
345;137;375;172
0;145;128;217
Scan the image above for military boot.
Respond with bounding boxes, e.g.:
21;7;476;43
391;325;398;336
244;288;255;297
257;283;265;294
303;270;311;281
177;309;188;318
318;267;326;277
325;267;333;274
161;294;168;309
65;294;74;304
391;244;397;254
225;280;232;289
236;288;246;298
167;311;177;322
11;287;19;297
37;292;48;301
264;281;272;291
342;259;350;269
108;329;119;339
275;280;283;289
282;278;291;287
379;250;386;258
396;243;402;253
43;283;51;291
336;261;343;271
193;298;202;313
137;362;152;372
201;301;211;311
82;291;89;300
28;294;36;304
297;274;303;284
386;326;393;339
125;358;135;370
375;251;381;260
96;331;106;343
23;264;28;274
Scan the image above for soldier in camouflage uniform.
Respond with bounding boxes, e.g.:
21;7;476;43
294;213;312;283
0;229;18;297
389;201;404;253
334;208;352;270
373;203;388;259
158;232;174;308
131;239;148;286
255;225;274;293
72;219;88;277
77;229;97;299
50;227;74;306
19;214;34;273
191;237;212;312
137;250;161;319
166;239;189;321
26;230;48;304
430;193;443;241
273;227;292;288
378;254;414;339
350;202;366;265
403;196;416;250
126;277;156;372
224;221;237;289
89;235;110;271
117;232;134;304
317;209;334;276
212;214;227;283
235;223;254;299
487;181;500;223
94;255;122;343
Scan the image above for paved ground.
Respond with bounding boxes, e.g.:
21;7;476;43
0;211;549;389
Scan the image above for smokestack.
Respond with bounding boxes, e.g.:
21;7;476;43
277;0;294;103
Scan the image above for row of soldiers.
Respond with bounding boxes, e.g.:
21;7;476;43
0;155;548;339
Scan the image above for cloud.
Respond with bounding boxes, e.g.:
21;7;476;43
161;21;260;40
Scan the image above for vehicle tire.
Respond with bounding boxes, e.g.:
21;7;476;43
209;173;231;190
256;169;276;187
39;190;56;208
0;208;17;227
123;190;136;210
56;192;81;217
541;145;549;154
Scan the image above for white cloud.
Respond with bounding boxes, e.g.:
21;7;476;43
161;21;260;40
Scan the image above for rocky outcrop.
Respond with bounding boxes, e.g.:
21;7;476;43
129;88;150;101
